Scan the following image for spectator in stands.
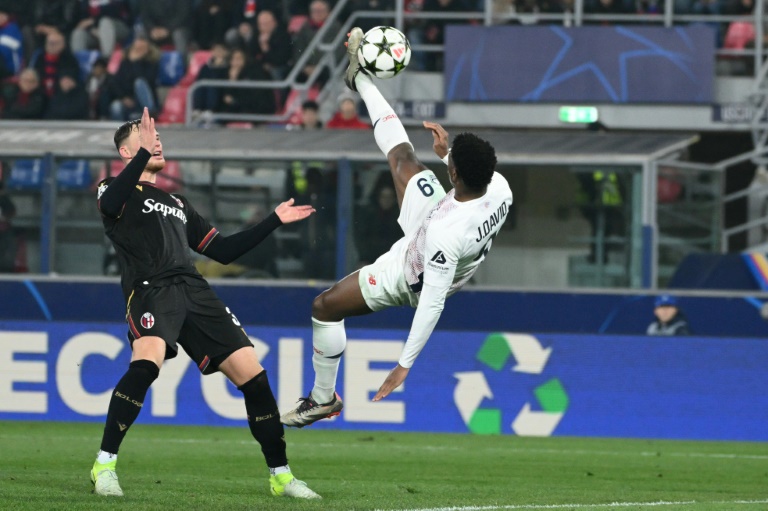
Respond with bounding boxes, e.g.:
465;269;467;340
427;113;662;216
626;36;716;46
138;0;191;56
0;181;17;273
420;0;471;71
70;0;132;57
725;0;753;14
253;10;292;81
350;0;395;32
326;94;370;129
220;47;275;117
354;179;401;267
0;6;23;80
291;0;343;84
2;68;46;119
647;295;691;336
44;70;89;119
191;41;229;118
101;34;159;121
584;0;633;17
19;0;79;63
33;30;81;99
191;0;235;51
226;0;283;48
294;99;323;129
86;56;108;118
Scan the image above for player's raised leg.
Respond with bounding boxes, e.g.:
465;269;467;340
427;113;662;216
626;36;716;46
281;270;372;428
219;347;321;499
91;336;165;496
345;27;427;208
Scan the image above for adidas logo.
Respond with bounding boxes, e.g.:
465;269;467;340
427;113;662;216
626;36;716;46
431;251;446;264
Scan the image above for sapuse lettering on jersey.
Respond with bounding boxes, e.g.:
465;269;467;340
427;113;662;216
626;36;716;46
142;198;187;223
475;202;508;242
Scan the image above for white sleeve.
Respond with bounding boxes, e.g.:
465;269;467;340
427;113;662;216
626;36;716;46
398;227;459;368
399;281;450;368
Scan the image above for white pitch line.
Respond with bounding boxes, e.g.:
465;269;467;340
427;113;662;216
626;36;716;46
373;500;768;511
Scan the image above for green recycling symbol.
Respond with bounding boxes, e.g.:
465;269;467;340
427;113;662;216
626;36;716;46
453;333;569;436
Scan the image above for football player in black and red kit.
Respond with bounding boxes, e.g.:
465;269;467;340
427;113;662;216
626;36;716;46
90;108;321;499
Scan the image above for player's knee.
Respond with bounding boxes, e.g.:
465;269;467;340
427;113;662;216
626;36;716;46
312;292;330;321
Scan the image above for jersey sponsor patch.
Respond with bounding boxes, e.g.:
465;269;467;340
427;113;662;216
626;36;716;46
142;198;188;223
140;312;155;329
430;251;447;264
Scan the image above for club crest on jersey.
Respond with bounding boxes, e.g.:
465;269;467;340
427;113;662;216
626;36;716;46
170;195;184;209
140;312;155;329
97;182;108;199
368;274;377;286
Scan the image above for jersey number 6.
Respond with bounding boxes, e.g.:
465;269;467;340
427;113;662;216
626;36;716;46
417;177;434;197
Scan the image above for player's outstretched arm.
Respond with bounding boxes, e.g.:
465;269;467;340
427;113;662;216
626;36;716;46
98;108;155;218
201;198;315;265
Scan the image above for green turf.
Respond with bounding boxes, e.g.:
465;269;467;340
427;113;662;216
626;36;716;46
1;421;767;511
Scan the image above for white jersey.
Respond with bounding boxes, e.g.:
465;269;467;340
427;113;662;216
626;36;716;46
402;171;513;306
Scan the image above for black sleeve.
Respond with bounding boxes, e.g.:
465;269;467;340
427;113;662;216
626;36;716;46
97;148;152;218
202;213;283;265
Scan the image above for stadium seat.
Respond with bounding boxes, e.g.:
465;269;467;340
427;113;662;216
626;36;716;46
57;159;91;190
107;49;123;74
179;50;211;86
724;22;755;50
157;85;188;125
158;51;185;86
74;50;101;82
7;159;43;189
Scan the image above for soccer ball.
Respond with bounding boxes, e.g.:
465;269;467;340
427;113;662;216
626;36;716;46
357;26;411;79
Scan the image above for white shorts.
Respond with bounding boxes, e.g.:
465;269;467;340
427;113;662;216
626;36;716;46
359;169;446;311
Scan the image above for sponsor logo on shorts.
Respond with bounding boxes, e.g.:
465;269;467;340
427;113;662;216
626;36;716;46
368;274;377;286
140;312;155;329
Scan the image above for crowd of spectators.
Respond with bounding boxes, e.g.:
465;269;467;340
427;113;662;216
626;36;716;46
0;0;759;123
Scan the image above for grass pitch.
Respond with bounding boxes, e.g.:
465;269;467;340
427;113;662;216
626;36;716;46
0;421;766;511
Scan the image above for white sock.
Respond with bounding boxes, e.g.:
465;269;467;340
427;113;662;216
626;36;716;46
96;450;117;464
270;465;291;476
355;73;412;156
310;317;346;404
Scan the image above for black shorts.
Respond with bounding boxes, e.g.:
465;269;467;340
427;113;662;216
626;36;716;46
125;281;252;374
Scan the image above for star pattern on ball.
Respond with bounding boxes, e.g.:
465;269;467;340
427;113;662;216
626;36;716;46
373;34;393;57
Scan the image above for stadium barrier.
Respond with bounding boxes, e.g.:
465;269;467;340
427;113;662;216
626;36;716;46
1;321;766;441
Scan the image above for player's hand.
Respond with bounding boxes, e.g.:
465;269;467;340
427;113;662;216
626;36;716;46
423;121;449;160
373;364;409;401
275;198;316;224
137;107;156;155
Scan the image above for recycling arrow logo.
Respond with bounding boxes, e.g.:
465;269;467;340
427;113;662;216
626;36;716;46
453;333;568;436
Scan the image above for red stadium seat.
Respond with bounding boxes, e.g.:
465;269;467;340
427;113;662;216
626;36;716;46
107;49;123;74
724;22;755;50
280;86;320;126
180;50;212;86
157;85;189;125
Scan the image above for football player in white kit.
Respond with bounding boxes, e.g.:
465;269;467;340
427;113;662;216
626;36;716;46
281;27;514;428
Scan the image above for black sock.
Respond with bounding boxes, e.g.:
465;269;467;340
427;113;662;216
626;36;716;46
100;359;159;454
238;370;288;468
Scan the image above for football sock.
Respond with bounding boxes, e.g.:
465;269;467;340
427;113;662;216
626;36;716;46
269;465;291;476
100;359;159;454
238;371;288;468
355;72;412;156
96;450;117;465
311;317;346;404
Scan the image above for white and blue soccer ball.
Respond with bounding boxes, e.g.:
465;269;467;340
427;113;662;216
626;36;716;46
357;26;411;80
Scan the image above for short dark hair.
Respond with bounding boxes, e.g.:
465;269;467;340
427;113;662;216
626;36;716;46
302;100;319;111
451;132;496;191
113;119;140;150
